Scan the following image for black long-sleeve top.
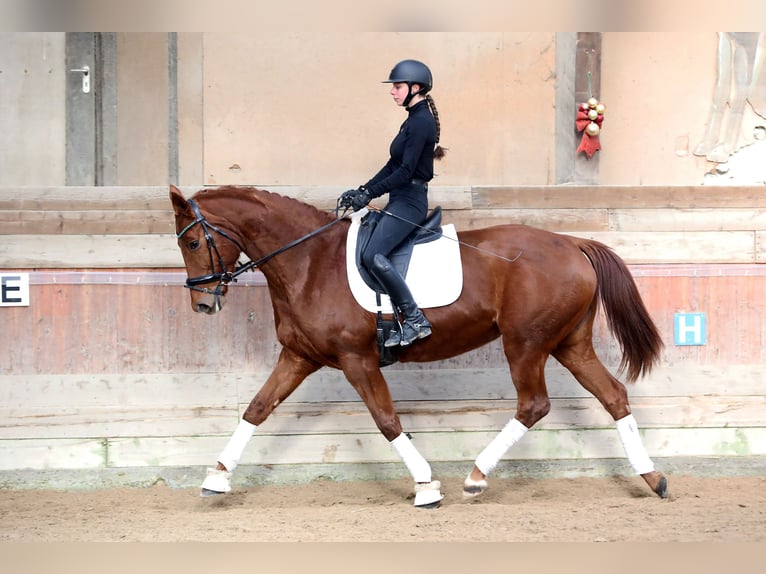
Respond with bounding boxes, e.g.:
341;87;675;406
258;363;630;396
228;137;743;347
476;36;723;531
364;99;436;199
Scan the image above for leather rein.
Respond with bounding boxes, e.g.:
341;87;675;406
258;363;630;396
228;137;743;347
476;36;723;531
176;198;343;295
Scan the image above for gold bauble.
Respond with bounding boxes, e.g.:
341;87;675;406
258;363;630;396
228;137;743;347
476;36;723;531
587;97;599;108
588;109;599;120
585;122;600;136
595;103;606;114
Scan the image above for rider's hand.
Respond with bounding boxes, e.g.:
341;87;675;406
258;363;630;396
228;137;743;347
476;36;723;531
350;187;372;212
339;188;357;209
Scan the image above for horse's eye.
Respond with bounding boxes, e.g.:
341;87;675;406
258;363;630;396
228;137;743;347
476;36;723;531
189;240;200;250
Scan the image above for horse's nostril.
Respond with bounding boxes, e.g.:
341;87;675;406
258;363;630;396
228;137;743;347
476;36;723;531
195;303;211;314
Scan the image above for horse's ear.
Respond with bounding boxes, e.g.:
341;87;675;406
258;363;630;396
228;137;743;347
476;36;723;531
169;185;190;216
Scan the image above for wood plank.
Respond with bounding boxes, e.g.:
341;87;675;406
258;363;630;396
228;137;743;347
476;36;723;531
256;396;766;433
0;187;186;210
0;210;176;235
0;438;105;470
105;427;766;467
4;185;764;213
0;234;184;267
444;208;610;232
4;427;765;471
4;396;764;440
0;185;471;212
4;206;760;236
6;363;759;414
609;208;766;232
1;230;756;268
0;374;239;409
238;364;766;403
290;186;472;211
565;231;756;263
472;186;766;209
452;207;766;234
0;406;237;438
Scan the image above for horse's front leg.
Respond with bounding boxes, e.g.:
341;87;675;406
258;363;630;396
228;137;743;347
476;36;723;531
341;355;443;508
200;347;320;497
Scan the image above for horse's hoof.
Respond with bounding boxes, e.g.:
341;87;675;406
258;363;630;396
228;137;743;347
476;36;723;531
462;477;488;498
200;467;232;497
654;476;669;499
641;470;668;499
414;480;444;508
200;488;226;498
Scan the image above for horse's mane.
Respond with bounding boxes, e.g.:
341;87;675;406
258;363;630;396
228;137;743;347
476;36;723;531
193;185;337;225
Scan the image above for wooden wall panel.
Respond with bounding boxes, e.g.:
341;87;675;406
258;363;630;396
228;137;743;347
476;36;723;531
4;230;759;267
472;186;766;209
5;427;765;473
4;270;765;376
0;235;184;267
0;439;106;471
2;185;765;483
4;185;766;267
71;427;766;469
4;395;764;441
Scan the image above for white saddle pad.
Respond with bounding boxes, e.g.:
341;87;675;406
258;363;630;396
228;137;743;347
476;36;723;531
345;208;463;313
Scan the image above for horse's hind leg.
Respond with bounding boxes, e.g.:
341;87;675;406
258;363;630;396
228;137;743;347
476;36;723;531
553;337;668;499
200;347;320;497
463;348;550;498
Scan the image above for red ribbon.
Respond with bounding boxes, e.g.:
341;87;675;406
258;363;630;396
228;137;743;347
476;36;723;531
576;109;604;158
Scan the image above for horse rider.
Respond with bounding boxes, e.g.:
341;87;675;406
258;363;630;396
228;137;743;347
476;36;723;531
340;59;447;347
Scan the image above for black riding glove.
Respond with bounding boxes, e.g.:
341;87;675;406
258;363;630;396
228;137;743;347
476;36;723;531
339;188;358;209
350;187;373;211
339;186;373;212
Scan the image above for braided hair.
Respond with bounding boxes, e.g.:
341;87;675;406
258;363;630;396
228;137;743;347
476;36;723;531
425;93;447;160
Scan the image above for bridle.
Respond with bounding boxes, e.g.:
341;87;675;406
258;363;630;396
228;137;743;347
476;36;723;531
176;198;342;297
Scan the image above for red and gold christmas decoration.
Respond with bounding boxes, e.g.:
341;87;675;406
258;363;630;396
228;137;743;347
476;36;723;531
576;96;606;158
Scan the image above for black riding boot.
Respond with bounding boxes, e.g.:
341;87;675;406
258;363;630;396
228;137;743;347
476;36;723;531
370;253;432;347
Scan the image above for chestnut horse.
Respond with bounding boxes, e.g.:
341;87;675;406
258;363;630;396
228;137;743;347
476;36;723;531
170;184;667;508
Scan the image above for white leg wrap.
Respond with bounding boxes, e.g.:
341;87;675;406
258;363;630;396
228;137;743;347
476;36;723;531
217;419;257;472
391;433;432;483
474;418;529;476
615;414;655;475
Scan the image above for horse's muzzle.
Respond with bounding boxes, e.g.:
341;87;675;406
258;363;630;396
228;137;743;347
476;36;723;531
190;288;226;315
194;298;223;315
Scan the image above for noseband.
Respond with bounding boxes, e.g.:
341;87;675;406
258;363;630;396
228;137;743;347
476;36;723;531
177;198;343;296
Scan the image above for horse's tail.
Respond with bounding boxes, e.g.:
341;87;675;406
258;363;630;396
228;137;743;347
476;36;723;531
577;238;664;383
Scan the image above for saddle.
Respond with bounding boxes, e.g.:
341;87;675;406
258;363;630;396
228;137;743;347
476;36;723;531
347;206;463;368
354;206;444;292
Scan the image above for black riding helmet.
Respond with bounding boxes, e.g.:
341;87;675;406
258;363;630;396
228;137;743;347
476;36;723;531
382;59;432;106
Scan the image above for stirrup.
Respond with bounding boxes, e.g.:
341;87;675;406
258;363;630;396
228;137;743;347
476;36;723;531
383;327;401;348
384;320;432;348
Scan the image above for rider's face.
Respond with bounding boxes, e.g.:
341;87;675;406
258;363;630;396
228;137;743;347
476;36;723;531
390;82;412;106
